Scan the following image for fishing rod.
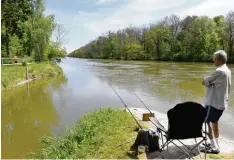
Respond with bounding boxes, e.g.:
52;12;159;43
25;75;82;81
133;92;165;130
134;92;154;115
109;85;143;129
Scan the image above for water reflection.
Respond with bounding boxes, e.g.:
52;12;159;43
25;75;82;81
1;76;67;158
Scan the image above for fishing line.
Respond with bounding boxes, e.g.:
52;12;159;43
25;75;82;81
134;92;166;130
109;85;143;129
134;92;153;114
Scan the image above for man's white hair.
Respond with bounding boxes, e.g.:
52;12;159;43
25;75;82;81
214;50;227;63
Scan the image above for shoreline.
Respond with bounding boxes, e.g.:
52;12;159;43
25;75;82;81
1;62;63;91
66;57;234;64
15;79;34;86
24;107;234;159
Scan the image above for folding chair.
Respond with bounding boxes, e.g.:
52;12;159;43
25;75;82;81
150;101;208;159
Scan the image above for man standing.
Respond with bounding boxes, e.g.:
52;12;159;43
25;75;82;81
201;50;231;154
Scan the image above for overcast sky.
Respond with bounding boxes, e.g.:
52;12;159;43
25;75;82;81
44;0;234;53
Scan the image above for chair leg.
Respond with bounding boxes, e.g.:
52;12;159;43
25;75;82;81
205;122;208;160
177;138;206;159
161;132;164;147
177;139;191;151
167;140;169;159
194;138;201;159
190;138;206;152
160;139;173;159
161;139;170;150
162;138;207;159
170;141;191;159
159;131;164;151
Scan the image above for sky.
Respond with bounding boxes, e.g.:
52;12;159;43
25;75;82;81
44;0;234;53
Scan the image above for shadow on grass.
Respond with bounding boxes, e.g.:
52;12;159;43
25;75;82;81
146;144;204;159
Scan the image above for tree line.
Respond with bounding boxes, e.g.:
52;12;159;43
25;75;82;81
1;0;67;62
68;12;234;63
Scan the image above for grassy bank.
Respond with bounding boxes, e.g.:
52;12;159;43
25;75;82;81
208;153;234;159
29;107;234;159
1;62;63;90
30;108;139;159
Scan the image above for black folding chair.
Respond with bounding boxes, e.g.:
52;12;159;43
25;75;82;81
150;101;208;159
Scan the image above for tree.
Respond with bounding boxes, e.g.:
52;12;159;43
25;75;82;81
145;25;171;59
178;16;197;56
1;0;64;62
32;14;56;61
213;15;226;50
1;0;33;56
54;23;69;47
68;12;234;63
168;15;181;54
225;11;234;58
123;43;146;60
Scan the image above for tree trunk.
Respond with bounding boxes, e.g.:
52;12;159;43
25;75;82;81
228;39;233;58
6;33;10;57
221;40;225;50
156;40;160;58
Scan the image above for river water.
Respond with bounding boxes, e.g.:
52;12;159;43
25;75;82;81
1;58;234;158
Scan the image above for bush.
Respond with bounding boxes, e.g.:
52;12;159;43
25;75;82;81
228;54;234;63
172;53;188;61
193;52;212;62
22;61;27;66
160;53;172;61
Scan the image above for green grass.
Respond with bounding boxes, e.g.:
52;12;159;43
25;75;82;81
29;62;63;78
1;62;63;90
208;153;234;159
1;65;26;89
30;108;139;159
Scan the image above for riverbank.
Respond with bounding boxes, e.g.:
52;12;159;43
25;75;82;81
1;62;63;90
30;108;140;159
67;57;234;65
29;107;234;159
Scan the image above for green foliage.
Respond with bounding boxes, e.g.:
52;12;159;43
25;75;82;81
68;12;234;63
29;62;63;78
22;61;27;67
8;34;23;57
45;42;67;61
1;66;26;89
123;43;149;60
1;0;66;62
1;63;63;90
30;108;137;159
32;14;56;61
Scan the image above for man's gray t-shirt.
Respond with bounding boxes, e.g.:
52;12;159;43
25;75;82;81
203;64;231;110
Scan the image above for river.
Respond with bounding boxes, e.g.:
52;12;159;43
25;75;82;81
1;57;234;158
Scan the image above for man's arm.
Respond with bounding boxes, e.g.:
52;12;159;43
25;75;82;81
202;70;224;87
